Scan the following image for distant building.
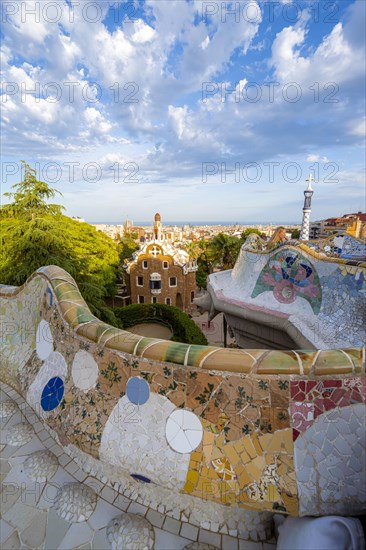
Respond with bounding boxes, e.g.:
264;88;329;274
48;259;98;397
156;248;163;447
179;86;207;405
92;224;123;240
311;212;366;240
309;223;321;240
124;213;198;312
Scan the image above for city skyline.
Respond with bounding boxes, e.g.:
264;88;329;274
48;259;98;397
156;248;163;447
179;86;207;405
1;0;365;222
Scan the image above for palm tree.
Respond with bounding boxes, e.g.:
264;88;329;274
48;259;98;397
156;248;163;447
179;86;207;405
210;233;241;269
183;241;201;260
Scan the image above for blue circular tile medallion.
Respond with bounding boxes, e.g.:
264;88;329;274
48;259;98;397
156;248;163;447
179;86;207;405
126;377;150;405
41;376;64;411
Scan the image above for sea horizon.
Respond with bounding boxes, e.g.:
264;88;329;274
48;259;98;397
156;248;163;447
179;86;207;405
88;220;301;227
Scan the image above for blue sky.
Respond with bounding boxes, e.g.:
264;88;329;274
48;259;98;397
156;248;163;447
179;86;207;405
1;0;365;223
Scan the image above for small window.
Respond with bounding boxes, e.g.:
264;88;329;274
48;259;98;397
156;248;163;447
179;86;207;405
149;272;161;290
163;261;169;269
169;277;177;287
142;260;148;269
137;276;144;286
138;295;144;304
152;297;157;304
166;297;171;305
191;291;195;303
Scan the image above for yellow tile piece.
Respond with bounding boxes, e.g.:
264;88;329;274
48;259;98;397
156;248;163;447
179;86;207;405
208;467;220;479
259;433;272;452
239;450;251;464
282;492;299;516
203;431;215;445
184;480;195;493
245;462;261;481
223;444;241;466
226;492;238;504
233;440;245;454
237;467;253;489
267;484;281;502
190;460;200;472
242;437;257;459
277;461;287;477
191;451;203;462
282;429;294;454
278;454;293;468
203;444;213;466
201;466;210;478
265;453;277;465
186;469;199;485
239;491;251;503
252;433;263;456
211;446;223;460
252;455;265;472
216;434;226;448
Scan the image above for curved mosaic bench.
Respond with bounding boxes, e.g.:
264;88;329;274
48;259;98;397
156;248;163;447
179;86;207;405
200;232;366;349
0;263;365;521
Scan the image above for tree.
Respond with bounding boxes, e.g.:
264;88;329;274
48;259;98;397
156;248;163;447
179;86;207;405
291;228;301;239
196;265;208;289
183;241;201;260
210;233;242;269
118;236;139;264
240;227;266;241
3;161;63;217
0;162;120;323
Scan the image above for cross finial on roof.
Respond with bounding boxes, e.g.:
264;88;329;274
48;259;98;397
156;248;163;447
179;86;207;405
306;173;314;191
150;245;160;257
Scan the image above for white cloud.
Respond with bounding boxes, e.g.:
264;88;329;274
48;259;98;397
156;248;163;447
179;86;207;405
270;18;364;86
0;0;364;221
307;155;330;163
348;117;366;138
84;107;113;134
131;19;156;43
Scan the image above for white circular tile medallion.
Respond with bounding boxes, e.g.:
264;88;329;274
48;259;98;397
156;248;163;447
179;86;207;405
166;409;203;453
36;319;54;360
72;350;99;391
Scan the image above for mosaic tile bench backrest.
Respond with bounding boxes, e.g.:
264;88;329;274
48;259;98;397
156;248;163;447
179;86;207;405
222;232;366;349
0;262;365;518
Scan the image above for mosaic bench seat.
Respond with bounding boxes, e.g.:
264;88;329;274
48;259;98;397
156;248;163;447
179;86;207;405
1;263;365;523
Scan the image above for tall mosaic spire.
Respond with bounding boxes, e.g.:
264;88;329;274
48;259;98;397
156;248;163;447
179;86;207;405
300;174;314;241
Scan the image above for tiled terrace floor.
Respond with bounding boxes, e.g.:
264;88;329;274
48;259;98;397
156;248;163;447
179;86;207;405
0;383;277;550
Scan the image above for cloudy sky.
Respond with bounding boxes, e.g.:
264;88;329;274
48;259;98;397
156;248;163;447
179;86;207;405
1;0;365;223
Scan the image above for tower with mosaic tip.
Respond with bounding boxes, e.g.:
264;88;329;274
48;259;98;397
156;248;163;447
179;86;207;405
300;174;314;241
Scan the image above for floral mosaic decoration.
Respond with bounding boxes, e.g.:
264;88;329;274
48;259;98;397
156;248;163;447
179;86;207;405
252;250;322;313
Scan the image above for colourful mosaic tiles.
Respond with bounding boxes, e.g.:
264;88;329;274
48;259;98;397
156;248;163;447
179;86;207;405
251;250;322;313
290;377;366;441
0;261;365;519
41;376;64;411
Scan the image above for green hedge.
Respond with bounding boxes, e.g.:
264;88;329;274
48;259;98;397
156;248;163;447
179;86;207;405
113;304;208;345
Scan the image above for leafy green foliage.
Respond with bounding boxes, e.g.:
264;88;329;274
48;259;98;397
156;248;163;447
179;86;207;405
209;233;242;269
291;228;301;239
196;229;266;279
240;227;266;241
118;235;139;264
0;162;120;323
196;264;208;289
3;161;63;217
113;304;208;345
